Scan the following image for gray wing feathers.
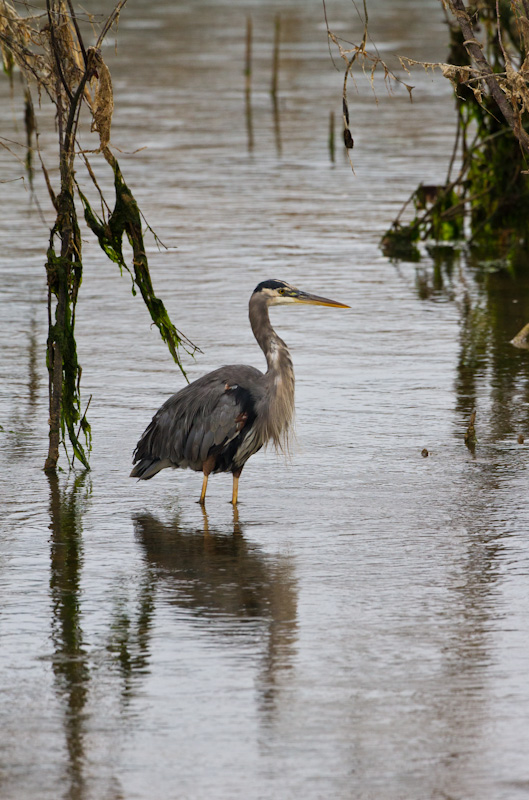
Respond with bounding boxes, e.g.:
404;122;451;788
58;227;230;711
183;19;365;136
132;365;263;474
199;430;215;462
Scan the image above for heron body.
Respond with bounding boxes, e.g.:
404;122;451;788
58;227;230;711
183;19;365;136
130;279;348;504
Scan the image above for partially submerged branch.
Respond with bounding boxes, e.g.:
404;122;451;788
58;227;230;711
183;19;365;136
1;0;195;470
326;0;529;262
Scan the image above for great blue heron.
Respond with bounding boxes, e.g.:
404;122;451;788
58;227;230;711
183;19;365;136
130;279;349;504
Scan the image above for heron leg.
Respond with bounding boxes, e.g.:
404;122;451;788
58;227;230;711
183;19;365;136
199;456;216;505
199;474;209;505
231;469;242;505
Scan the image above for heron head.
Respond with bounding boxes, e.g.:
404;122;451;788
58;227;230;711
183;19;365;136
252;279;350;308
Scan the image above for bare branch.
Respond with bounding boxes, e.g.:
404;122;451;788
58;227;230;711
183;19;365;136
46;0;74;102
66;0;87;66
95;0;127;49
450;0;529;153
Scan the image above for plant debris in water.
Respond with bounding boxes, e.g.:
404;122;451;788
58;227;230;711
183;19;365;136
327;1;529;266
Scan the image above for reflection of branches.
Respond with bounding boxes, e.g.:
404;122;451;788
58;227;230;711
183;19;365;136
456;269;529;439
407;247;529;442
47;471;91;800
106;568;157;704
27;315;39;407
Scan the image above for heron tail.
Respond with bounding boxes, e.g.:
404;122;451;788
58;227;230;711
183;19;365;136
130;457;172;480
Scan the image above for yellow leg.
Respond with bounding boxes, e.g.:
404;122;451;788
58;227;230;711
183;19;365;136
199;473;208;504
231;473;240;505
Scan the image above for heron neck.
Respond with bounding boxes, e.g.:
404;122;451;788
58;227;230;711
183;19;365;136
249;292;295;450
249;294;291;374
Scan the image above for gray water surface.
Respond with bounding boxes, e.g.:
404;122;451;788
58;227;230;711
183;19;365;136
2;1;529;798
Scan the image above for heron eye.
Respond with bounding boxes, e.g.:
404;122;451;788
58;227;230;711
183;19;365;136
278;288;285;295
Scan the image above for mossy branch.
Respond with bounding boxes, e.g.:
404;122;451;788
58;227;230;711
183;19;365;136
46;221;91;471
79;150;199;380
2;0;199;470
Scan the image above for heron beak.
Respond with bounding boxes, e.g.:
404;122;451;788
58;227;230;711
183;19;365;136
292;290;350;308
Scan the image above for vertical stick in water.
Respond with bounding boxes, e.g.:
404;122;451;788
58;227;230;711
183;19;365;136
270;15;282;155
271;14;280;99
329;110;335;163
245;17;254;150
245;16;252;95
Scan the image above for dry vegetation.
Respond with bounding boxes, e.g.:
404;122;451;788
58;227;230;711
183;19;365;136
328;0;529;262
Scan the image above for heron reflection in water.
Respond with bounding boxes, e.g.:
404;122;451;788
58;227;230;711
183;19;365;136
131;279;349;504
133;507;298;708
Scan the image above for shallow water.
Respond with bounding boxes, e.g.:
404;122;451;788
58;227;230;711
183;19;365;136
2;1;529;798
